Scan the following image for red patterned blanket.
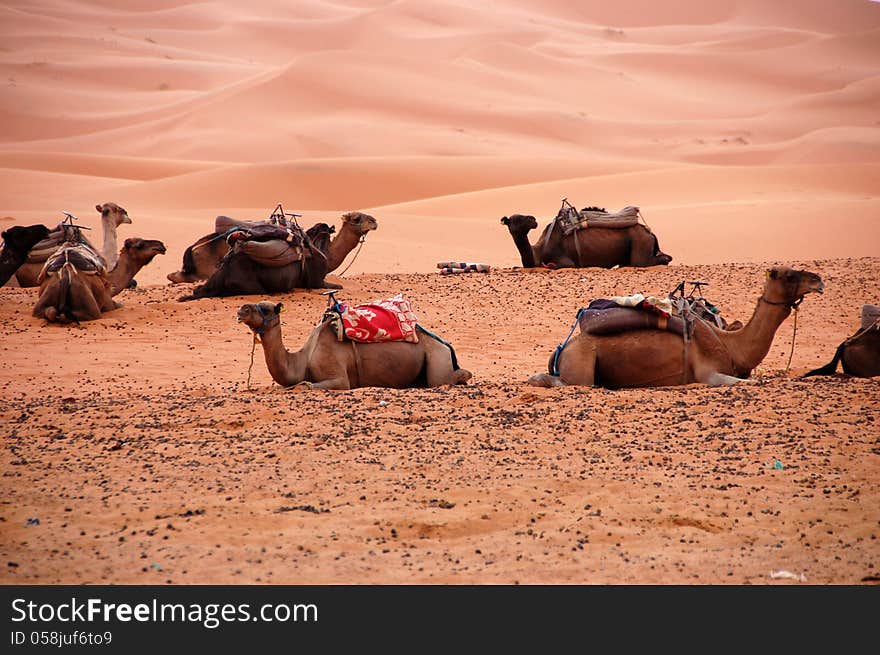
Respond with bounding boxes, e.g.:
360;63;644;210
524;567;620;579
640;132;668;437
331;294;419;343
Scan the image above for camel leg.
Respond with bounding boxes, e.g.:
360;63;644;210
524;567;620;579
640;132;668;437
33;282;61;319
306;377;352;390
526;373;566;387
556;338;597;386
424;341;470;386
703;371;749;386
68;274;103;321
547;255;577;269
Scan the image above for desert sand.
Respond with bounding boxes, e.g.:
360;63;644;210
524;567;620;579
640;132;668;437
1;0;878;584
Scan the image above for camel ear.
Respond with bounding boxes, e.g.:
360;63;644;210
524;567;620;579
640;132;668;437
123;238;140;249
275;303;283;314
96;204;104;213
500;216;509;225
766;268;777;279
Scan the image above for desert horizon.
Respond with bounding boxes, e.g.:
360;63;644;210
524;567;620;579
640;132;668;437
1;0;878;587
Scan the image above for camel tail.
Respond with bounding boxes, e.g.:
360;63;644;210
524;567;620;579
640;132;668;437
48;262;75;323
802;343;845;377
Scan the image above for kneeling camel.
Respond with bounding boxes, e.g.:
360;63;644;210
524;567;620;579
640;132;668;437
238;301;472;389
527;266;824;388
34;238;166;323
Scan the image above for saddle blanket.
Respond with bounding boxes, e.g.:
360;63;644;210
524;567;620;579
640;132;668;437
331;294;420;343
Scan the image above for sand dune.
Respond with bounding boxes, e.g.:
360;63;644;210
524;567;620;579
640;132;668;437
1;0;879;586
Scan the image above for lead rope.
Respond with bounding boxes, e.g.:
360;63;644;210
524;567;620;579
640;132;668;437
336;236;365;277
247;334;259;390
784;307;798;374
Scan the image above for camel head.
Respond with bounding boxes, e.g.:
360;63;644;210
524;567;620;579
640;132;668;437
2;224;50;251
121;238;166;266
500;214;539;236
96;202;131;227
762;266;824;308
341;212;378;237
237;301;282;334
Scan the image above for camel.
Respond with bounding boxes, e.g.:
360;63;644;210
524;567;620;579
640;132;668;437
167;211;378;283
501;210;672;269
13;203;132;287
237;301;472;389
33;237;166;323
802;305;880;378
527;266;824;389
0;224;50;287
178;223;337;301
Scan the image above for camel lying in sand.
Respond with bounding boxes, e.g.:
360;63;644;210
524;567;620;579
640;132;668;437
34;238;166;323
527;266;824;388
237;301;472;389
0;224;50;287
178;223;337;301
168;211;378;283
803;304;879;378
501;206;672;269
14;203;132;287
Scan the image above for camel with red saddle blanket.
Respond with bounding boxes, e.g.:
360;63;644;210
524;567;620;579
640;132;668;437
527;266;824;388
237;296;472;390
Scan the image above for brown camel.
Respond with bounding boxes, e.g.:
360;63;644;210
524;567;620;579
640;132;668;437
0;224;50;287
33;237;166;323
501;210;672;269
167;211;378;283
802;305;879;378
527;266;824;388
237;301;472;389
178;223;336;301
14;203;132;287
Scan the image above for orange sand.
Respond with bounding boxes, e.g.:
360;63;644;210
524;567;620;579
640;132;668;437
1;0;878;584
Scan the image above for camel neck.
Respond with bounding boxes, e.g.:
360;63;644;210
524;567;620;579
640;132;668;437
719;296;793;374
510;231;536;268
258;325;305;387
106;254;137;296
326;226;361;272
101;217;119;269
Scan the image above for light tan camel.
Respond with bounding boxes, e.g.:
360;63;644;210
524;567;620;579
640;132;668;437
33;238;165;323
167;211;378;283
527;266;824;388
237;301;472;389
13;203;131;287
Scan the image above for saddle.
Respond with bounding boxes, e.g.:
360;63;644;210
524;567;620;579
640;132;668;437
557;204;643;236
578;304;690;338
322;293;420;344
226;224;308;268
26;223;96;264
37;241;106;284
577;289;731;338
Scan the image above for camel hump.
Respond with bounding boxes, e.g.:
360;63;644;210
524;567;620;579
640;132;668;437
861;304;880;330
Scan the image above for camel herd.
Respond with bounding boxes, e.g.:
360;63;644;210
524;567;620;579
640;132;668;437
1;200;877;388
